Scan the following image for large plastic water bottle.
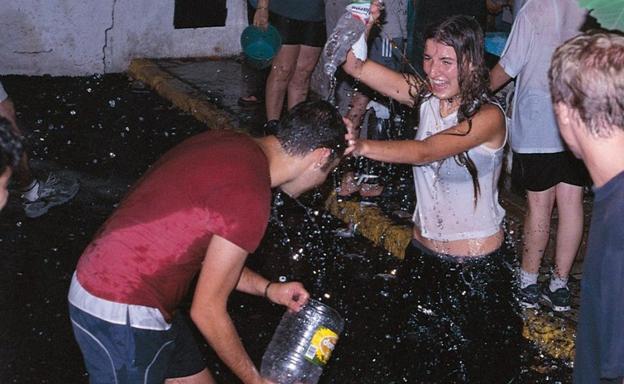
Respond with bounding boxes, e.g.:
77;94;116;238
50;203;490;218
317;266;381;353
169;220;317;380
322;2;371;77
260;299;344;384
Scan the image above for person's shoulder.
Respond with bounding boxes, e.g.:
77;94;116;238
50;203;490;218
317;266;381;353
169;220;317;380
472;104;506;135
477;103;505;119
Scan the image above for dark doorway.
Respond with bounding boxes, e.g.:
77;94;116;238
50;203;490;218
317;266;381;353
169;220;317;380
174;0;227;29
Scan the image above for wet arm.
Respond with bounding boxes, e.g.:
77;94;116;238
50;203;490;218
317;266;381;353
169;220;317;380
190;235;264;384
489;63;513;92
238;267;310;312
343;51;420;107
353;104;505;165
236;266;270;296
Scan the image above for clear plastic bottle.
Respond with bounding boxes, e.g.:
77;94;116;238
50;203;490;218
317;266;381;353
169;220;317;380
322;2;370;77
261;300;344;384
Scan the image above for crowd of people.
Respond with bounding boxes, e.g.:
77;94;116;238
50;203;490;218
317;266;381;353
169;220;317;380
1;0;622;383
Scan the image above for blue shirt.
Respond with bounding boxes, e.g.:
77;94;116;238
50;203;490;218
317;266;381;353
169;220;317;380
574;170;624;383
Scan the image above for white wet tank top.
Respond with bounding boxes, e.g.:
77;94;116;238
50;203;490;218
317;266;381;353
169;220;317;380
412;97;507;241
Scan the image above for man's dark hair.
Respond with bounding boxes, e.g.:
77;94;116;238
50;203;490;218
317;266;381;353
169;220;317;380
0;117;23;174
276;100;346;164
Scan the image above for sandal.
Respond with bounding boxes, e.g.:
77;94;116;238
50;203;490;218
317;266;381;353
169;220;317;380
357;174;384;198
337;172;360;197
237;95;263;107
359;182;384;197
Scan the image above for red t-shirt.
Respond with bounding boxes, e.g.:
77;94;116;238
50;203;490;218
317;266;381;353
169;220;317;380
76;130;271;320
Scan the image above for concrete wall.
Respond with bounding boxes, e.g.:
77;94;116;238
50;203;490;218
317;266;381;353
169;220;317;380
0;0;247;76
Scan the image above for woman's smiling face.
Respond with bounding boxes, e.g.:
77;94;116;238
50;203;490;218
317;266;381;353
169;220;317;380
423;39;461;101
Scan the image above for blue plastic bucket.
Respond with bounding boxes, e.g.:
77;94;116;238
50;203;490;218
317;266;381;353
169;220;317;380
240;25;282;69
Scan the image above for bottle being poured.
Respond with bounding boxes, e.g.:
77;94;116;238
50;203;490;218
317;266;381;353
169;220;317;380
322;1;376;78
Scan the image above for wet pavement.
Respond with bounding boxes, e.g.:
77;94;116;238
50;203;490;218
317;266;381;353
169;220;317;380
0;57;590;383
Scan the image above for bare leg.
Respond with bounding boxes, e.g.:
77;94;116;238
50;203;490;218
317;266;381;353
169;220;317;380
521;187;556;274
265;45;300;121
552;183;584;278
286;45;322;110
165;368;216;384
346;91;369;129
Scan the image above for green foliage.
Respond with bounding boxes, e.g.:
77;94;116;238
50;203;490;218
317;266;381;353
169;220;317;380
578;0;624;31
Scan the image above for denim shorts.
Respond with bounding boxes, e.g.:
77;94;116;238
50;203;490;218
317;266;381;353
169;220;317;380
69;305;205;383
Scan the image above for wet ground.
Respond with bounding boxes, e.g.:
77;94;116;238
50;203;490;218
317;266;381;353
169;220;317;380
0;68;576;383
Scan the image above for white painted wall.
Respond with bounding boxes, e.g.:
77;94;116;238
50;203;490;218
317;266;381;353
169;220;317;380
0;0;247;76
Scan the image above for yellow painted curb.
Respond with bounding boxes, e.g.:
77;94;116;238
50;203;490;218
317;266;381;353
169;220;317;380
127;59;240;131
325;194;411;259
523;310;576;361
325;193;576;362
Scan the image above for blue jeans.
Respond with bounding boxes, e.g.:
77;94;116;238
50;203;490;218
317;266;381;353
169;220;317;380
69;305;205;384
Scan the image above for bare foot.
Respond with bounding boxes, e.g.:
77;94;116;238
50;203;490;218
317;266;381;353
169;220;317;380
337;172;360;196
359;182;384;197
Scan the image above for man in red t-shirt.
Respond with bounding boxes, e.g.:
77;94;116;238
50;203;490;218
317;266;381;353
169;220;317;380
68;100;346;384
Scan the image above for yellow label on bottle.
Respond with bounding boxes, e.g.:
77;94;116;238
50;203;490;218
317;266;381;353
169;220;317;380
304;326;339;366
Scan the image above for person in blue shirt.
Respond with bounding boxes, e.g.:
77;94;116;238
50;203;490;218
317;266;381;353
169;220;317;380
549;31;624;384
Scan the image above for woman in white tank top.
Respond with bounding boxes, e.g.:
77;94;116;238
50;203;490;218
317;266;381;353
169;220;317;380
344;15;506;257
342;11;522;382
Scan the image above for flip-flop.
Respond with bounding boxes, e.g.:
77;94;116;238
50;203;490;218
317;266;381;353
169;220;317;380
336;173;360;197
237;95;263;107
359;182;384;197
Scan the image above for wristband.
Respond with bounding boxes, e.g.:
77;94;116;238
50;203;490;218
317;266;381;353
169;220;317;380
264;281;273;298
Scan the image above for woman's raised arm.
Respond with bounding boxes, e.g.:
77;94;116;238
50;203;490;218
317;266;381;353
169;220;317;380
342;51;421;107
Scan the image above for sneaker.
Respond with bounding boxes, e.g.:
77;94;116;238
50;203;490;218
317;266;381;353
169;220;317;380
263;120;279;136
519;284;540;309
541;285;571;312
23;173;80;218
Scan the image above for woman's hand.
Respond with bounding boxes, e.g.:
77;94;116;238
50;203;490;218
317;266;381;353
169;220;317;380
345;121;365;157
266;281;310;312
253;4;269;30
343;116;366;157
345;137;367;158
367;0;383;31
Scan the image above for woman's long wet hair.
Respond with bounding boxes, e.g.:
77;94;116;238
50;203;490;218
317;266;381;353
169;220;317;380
424;15;495;206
